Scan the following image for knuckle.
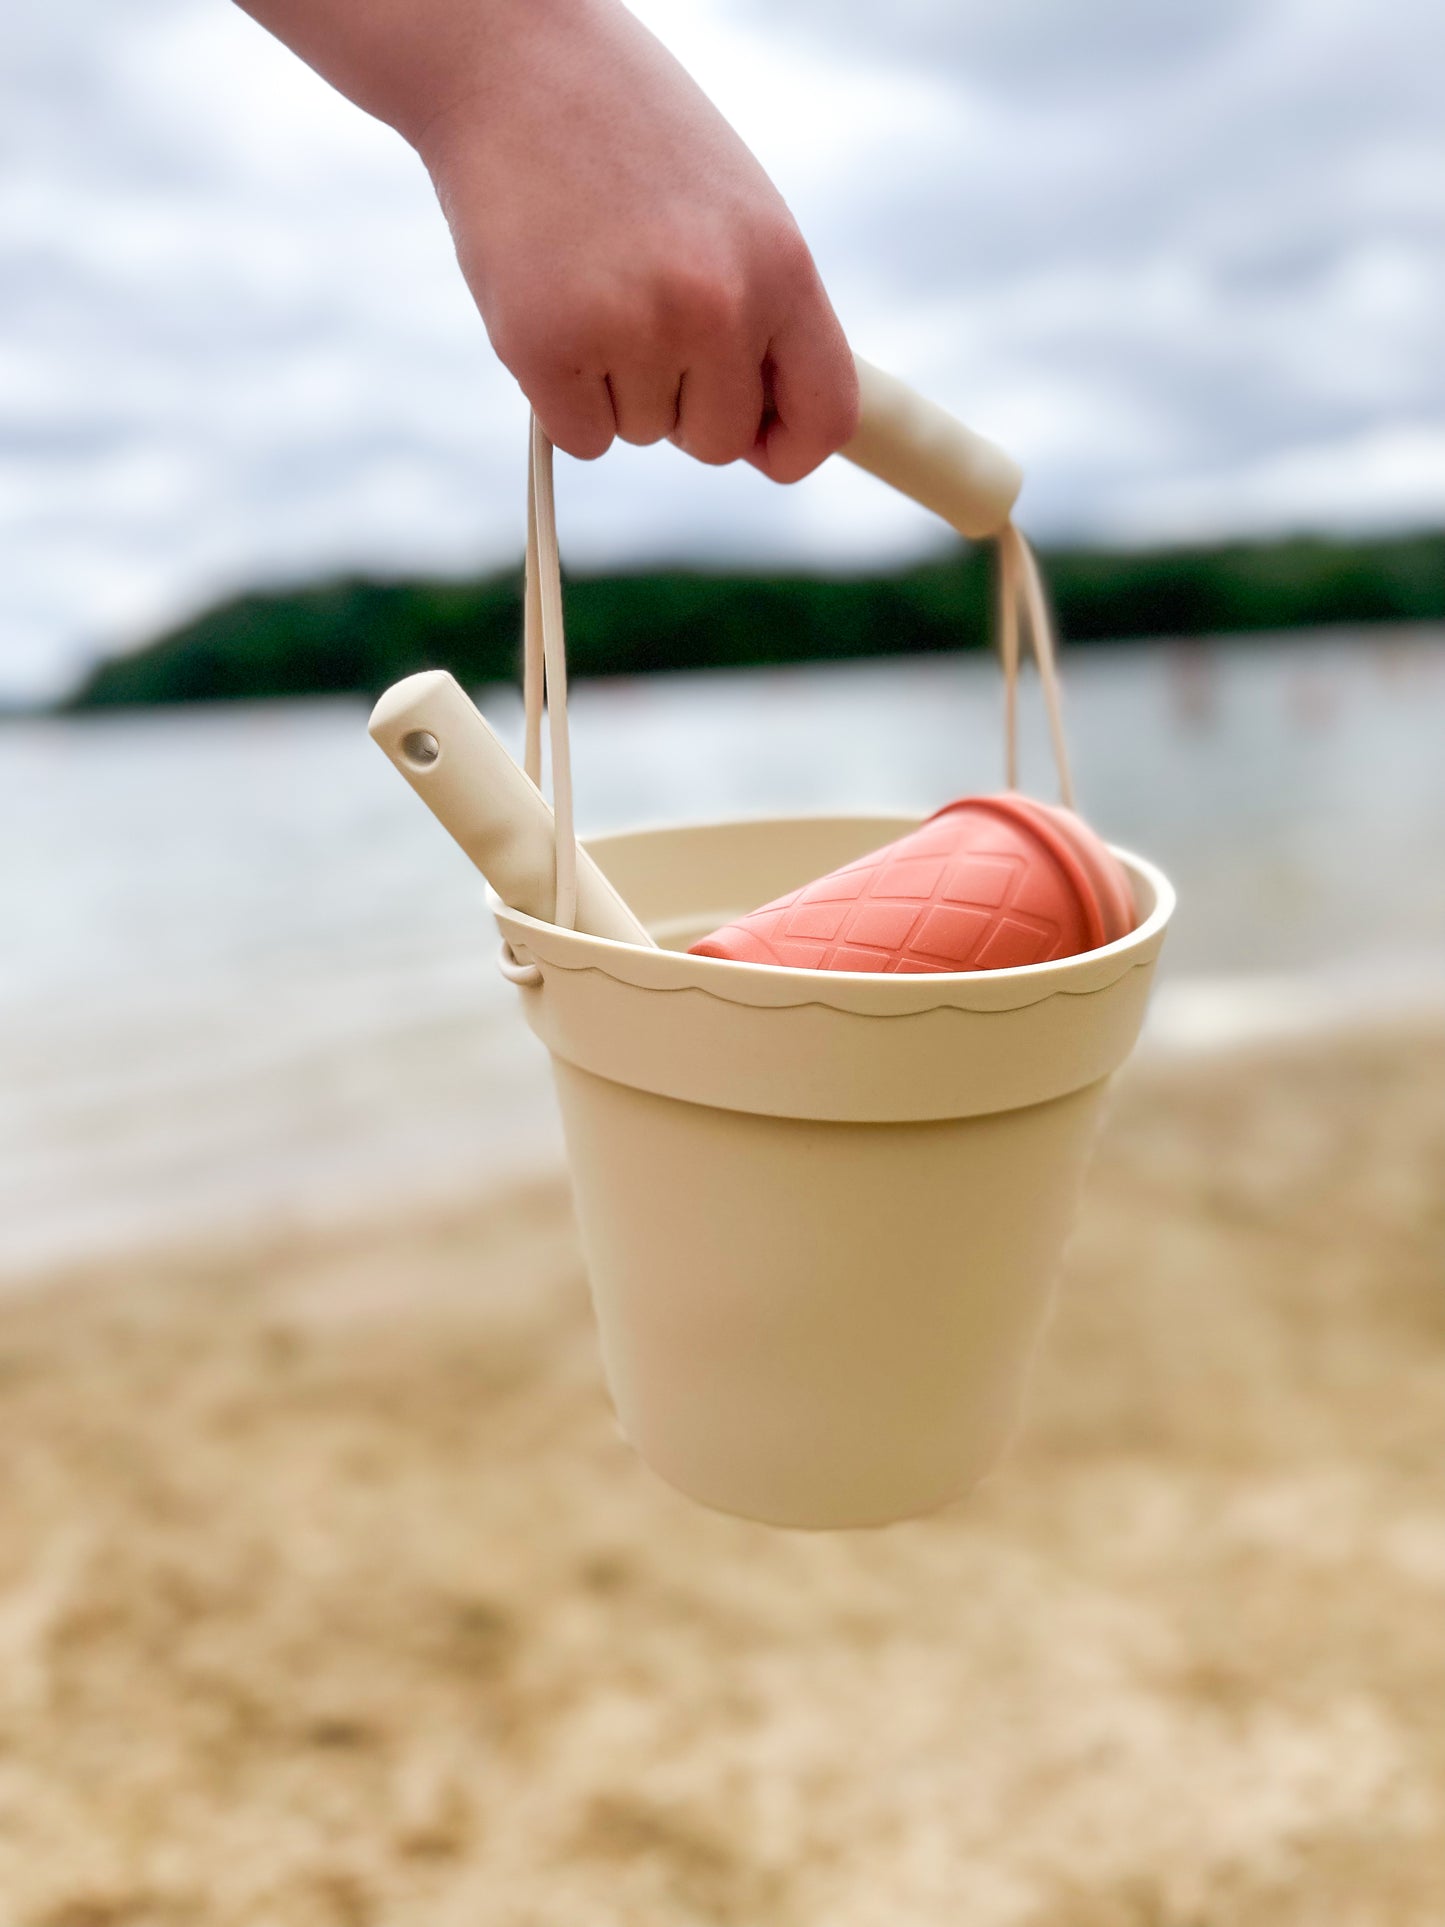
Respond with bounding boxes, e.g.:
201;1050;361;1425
654;262;745;346
675;384;758;468
495;324;574;387
763;215;813;281
612;372;683;447
580;297;634;363
507;293;620;378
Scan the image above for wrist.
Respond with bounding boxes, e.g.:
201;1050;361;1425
237;0;597;154
399;0;601;157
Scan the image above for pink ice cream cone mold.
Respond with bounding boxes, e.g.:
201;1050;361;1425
688;794;1137;975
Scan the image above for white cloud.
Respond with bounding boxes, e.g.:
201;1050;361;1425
1108;422;1445;545
0;0;1442;700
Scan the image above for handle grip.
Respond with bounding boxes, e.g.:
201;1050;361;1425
841;355;1022;540
369;669;654;947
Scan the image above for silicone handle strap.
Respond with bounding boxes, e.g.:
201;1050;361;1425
523;418;577;932
493;420;578;986
997;522;1075;809
843;356;1071;803
518;364;1075;896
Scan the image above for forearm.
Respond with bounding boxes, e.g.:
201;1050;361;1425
232;0;584;149
234;0;858;479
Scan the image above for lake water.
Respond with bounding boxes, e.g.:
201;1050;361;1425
3;628;1443;1277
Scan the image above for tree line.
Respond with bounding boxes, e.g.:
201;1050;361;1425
67;530;1445;707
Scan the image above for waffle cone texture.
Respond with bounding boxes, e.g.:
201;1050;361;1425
689;796;1136;974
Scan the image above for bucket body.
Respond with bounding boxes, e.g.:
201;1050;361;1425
493;813;1173;1529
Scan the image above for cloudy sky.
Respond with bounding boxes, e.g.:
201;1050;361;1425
2;0;1442;701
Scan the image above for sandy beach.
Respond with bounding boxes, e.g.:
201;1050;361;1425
1;1026;1442;1926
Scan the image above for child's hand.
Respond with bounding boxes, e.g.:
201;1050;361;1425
238;0;859;480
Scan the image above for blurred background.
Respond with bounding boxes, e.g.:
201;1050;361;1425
3;0;1443;1273
1;4;1443;1923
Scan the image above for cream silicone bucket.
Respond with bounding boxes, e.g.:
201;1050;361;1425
492;817;1171;1529
394;359;1174;1529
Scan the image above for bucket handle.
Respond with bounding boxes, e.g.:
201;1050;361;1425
502;368;1078;982
496;419;575;986
996;522;1075;806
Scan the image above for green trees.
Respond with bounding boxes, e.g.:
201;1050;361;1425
67;531;1445;708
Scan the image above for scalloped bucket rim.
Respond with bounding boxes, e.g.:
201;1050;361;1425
489;812;1175;1019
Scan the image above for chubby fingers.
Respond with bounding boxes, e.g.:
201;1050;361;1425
501;328;740;465
516;328;857;484
493;240;856;476
511;345;769;469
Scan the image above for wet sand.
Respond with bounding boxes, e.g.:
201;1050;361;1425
1;1029;1442;1926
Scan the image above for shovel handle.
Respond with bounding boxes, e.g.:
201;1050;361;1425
369;669;654;948
841;355;1022;540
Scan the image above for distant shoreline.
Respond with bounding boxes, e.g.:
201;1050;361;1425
55;527;1445;711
